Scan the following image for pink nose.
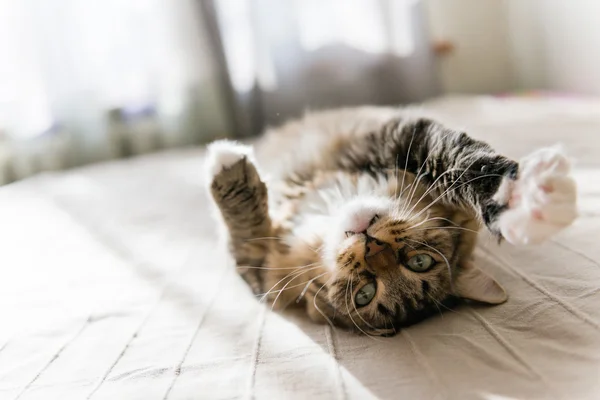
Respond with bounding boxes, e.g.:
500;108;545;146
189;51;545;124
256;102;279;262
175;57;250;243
364;236;396;271
365;236;387;257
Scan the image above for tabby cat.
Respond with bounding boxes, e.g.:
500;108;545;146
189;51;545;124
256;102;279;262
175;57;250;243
205;107;577;337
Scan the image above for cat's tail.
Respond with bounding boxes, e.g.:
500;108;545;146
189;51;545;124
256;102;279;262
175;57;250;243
204;140;273;293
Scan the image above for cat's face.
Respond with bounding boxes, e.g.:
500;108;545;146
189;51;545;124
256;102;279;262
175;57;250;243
315;179;507;336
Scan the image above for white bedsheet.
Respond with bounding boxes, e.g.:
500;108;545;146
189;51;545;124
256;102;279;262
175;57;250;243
1;96;599;400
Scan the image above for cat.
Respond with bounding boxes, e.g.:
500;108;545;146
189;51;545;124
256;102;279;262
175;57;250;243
204;107;578;337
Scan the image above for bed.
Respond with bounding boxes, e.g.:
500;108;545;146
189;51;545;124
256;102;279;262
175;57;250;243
1;96;599;400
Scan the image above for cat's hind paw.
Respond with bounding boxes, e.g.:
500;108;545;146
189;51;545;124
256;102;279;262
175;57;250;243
498;145;578;245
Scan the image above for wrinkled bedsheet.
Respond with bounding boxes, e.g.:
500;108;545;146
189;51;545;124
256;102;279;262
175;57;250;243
1;96;599;400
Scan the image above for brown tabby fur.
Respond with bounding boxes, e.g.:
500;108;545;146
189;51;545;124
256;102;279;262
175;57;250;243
208;107;516;336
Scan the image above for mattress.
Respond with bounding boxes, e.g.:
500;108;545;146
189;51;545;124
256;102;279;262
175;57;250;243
1;96;599;400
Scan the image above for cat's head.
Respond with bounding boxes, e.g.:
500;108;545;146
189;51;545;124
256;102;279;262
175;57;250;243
311;174;507;337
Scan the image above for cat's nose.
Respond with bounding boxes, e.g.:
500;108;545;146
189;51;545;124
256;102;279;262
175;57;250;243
364;236;388;257
364;236;396;271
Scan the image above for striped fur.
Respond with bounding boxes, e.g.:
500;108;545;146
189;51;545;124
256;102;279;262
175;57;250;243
206;107;516;336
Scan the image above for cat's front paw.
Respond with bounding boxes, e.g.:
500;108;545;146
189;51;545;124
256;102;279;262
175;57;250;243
204;140;255;181
204;140;265;207
498;145;578;245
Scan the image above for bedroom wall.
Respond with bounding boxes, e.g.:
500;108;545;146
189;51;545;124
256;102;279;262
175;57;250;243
425;0;600;95
424;0;514;94
508;0;600;95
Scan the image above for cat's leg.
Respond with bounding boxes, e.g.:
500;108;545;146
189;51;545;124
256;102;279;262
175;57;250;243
205;140;272;293
399;125;578;245
415;133;578;245
340;118;577;243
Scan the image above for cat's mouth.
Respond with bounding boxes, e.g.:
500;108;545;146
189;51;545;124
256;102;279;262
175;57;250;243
344;214;381;237
335;195;391;236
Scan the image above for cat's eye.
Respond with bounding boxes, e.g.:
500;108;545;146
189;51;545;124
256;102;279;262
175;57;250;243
369;214;380;225
355;282;376;307
406;254;435;272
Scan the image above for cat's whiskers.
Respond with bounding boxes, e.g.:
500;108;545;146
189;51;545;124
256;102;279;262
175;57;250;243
270;266;324;311
427;292;444;318
239;265;311;271
397;130;464;214
389;215;451;233
312;275;336;328
420;216;462;227
397;130;451;217
383;313;397;336
395;181;414;205
267;271;328;299
398;165;470;220
404;241;418;251
398;150;477;220
244;236;285;242
426;292;460;316
394;159;451;216
393;154;400;199
398;125;417;204
307;242;323;255
259;262;319;303
408;171;507;224
296;272;329;303
404;215;460;230
401;154;495;222
408;225;481;235
349;270;383;334
344;278;381;341
398;172;428;219
248;231;323;256
392;168;459;221
395;214;474;234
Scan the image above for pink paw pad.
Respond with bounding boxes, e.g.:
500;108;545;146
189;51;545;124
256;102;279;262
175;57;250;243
497;145;577;245
540;185;553;193
531;209;544;220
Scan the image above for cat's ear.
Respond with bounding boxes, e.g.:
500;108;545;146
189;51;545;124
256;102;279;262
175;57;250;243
455;261;507;304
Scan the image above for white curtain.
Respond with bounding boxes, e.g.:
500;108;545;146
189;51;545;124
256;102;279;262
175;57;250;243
0;0;229;182
212;0;438;136
0;0;439;184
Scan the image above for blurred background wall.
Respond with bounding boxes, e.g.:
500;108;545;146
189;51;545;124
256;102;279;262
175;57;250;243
0;0;599;185
426;0;600;94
